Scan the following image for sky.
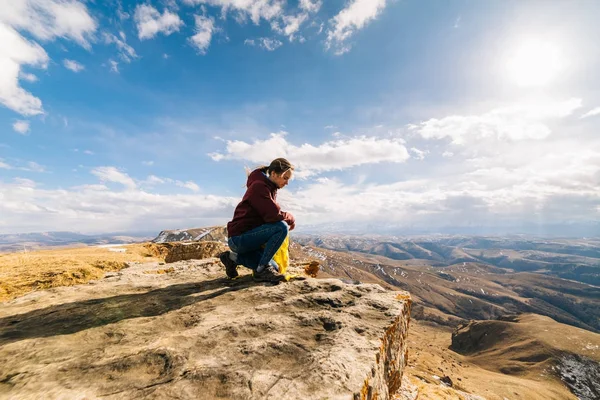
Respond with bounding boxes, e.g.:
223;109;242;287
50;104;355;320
1;0;600;236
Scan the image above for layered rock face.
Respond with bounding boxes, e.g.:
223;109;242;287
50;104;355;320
143;241;227;263
152;226;228;244
0;256;411;400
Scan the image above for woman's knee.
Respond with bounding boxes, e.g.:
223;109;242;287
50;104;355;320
273;220;288;233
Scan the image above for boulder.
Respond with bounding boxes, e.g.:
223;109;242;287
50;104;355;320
143;241;227;263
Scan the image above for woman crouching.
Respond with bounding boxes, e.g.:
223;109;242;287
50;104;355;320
220;158;295;283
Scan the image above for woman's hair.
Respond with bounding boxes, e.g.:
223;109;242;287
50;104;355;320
254;158;294;176
267;158;294;175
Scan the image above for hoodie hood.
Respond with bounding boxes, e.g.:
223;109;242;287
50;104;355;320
247;168;277;190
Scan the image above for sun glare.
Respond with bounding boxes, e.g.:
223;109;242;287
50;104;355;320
506;39;563;87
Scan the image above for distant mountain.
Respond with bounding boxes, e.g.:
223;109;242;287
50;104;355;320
0;231;92;244
0;231;154;252
296;222;600;237
294;234;600;286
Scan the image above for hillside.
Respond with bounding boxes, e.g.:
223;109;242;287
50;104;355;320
0;244;163;302
403;316;599;400
450;314;600;400
295;234;600;286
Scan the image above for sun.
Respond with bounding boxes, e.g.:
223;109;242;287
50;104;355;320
506;39;563;87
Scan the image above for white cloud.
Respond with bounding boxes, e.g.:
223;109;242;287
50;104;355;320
410;147;428;160
183;0;284;25
144;175;166;185
0;0;96;46
299;0;321;13
0;0;96;116
22;161;45;172
209;132;410;176
454;16;461;29
189;15;214;54
273;13;308;40
260;37;283;51
0;159;12;169
19;72;37;82
142;175;200;193
0;178;238;234
0;158;47;171
581;107;600;119
410;98;582;145
0;24;48;116
91;166;136;190
102;32;138;63
83;150;94;155
278;144;600;230
13;177;36;188
63;59;84;72
244;37;283;51
176;180;201;192
183;0;322;46
2;132;599;233
108;59;119;73
326;0;388;55
442;151;454;158
142;160;154;166
134;4;183;40
12;119;30;134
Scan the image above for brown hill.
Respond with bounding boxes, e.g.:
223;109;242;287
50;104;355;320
451;314;600;400
402;319;587;400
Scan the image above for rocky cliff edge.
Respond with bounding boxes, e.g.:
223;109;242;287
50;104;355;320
0;242;411;400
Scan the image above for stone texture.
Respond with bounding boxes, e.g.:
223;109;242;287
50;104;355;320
0;257;411;400
143;241;227;263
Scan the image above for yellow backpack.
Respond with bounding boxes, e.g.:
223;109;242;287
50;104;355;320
272;234;290;275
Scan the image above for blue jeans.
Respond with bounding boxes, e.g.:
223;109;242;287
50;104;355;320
228;221;288;271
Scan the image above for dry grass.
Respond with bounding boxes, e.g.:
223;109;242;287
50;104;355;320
0;244;161;302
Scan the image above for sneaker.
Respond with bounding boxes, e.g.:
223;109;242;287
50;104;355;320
219;251;239;279
253;265;285;283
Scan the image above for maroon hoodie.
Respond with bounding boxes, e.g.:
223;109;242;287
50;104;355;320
226;169;295;238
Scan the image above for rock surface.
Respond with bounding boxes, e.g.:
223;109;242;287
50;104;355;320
152;226;228;244
0;257;411;400
143;241;227;263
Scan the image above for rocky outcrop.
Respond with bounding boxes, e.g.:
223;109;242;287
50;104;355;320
557;354;600;400
0;256;411;400
143;240;227;263
152;226;228;243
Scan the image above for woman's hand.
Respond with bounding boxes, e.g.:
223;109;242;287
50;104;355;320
284;212;295;230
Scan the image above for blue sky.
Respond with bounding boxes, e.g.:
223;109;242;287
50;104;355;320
1;0;600;235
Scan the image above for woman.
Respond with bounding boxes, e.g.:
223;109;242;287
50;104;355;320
220;158;296;283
